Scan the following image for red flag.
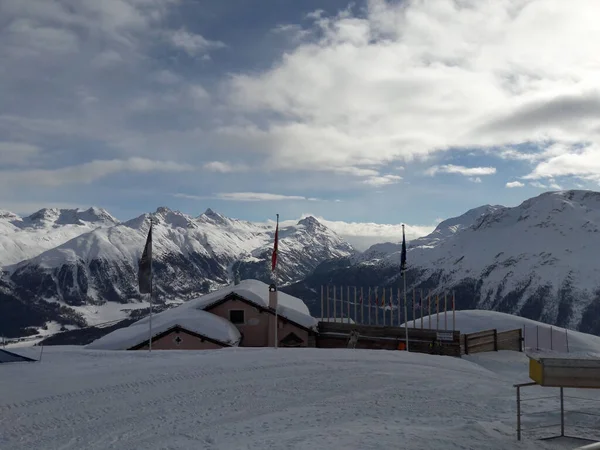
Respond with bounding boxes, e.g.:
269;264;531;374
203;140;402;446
271;214;279;272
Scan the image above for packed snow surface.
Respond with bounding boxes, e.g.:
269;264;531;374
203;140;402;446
2;345;600;449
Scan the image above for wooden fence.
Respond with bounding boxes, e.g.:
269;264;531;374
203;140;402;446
461;328;523;355
317;322;462;357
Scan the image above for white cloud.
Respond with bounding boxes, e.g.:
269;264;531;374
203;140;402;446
506;181;525;188
279;215;436;251
0;158;193;187
175;192;319;202
362;174;402;186
225;0;600;183
469;177;482;183
426;165;496;177
523;143;600;183
202;161;249;173
168;28;225;57
0;142;41;166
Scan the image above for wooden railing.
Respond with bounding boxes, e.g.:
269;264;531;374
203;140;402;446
316;322;462;357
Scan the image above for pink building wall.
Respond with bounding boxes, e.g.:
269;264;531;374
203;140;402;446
136;329;224;350
208;299;309;347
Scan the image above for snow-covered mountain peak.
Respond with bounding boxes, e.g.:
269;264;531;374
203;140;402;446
0;210;19;220
471;190;600;233
22;207;118;228
297;216;324;231
198;208;229;226
153;207;196;229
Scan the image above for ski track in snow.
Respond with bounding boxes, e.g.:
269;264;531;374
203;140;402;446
0;347;591;450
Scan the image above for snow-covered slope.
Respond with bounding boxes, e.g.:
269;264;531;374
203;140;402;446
2;207;353;338
299;190;600;335
0;207;118;267
4;341;600;449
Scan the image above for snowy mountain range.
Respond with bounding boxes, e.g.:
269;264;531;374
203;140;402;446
0;207;354;337
291;190;600;335
4;189;600;341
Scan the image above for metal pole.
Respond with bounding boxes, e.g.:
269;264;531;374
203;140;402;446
347;286;350;323
390;287;393;326
452;290;456;332
428;290;431;329
361;287;364;324
341;285;344;323
436;294;439;331
560;387;564;437
397;287;401;326
444;292;447;330
354;286;357;324
412;288;416;328
148;218;153;352
517;385;521;441
375;287;379;326
320;285;324;321
403;276;409;351
368;287;371;325
326;285;330;320
333;285;337;322
420;289;424;329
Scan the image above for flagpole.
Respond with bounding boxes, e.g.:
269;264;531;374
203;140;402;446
403;273;408;351
148;218;153;352
274;214;279;349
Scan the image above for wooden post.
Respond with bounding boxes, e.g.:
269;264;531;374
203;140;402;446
420;289;424;329
464;334;469;355
560;387;565;437
444;292;447;330
518;327;523;352
516;385;521;441
354;286;357;325
493;329;498;351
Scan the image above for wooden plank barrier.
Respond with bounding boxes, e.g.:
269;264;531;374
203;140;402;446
462;328;523;355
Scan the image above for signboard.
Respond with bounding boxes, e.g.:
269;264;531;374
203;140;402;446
437;331;454;342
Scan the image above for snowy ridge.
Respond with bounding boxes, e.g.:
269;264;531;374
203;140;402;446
1;207;351;338
312;190;600;334
0;207;118;267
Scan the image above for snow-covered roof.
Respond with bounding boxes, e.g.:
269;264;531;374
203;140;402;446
185;279;317;330
87;309;241;350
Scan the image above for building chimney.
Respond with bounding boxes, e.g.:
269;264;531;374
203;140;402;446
234;265;241;285
268;283;278;309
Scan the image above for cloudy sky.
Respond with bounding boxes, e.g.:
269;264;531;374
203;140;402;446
1;0;599;249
